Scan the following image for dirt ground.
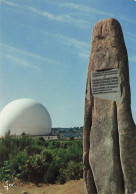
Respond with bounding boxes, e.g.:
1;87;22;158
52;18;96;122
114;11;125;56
0;179;85;194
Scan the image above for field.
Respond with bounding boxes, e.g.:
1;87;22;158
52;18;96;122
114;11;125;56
0;179;85;194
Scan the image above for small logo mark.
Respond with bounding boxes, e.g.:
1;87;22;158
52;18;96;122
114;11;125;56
4;180;13;191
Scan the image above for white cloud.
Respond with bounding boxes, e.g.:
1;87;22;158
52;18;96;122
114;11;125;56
0;43;63;69
53;34;89;50
0;43;45;61
59;2;113;17
6;55;41;70
28;7;89;28
1;0;89;29
42;32;90;58
79;53;89;59
55;34;90;58
47;1;136;25
2;0;18;7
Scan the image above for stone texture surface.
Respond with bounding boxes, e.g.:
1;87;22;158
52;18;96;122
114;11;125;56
83;18;136;194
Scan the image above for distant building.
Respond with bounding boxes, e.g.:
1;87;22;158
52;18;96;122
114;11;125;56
43;135;58;140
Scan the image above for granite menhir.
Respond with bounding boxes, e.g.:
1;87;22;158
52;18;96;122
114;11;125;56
83;18;136;194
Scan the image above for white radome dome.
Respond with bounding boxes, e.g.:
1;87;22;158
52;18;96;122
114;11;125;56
0;99;52;136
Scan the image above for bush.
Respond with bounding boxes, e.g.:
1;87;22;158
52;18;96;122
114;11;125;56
57;168;66;184
18;135;36;150
63;161;83;181
38;137;45;146
9;151;28;180
0;134;83;184
44;161;59;184
25;149;53;183
0;161;13;181
24;144;43;156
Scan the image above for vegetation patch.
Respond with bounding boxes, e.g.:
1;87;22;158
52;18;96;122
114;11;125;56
0;131;83;184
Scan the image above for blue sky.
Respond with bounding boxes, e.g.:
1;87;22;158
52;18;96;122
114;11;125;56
0;0;136;127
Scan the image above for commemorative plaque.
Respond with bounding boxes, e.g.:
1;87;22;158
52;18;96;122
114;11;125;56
91;68;121;102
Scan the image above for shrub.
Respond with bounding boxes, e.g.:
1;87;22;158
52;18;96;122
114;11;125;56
0;136;83;184
0;161;13;181
24;144;43;156
57;168;66;184
25;149;53;183
0;144;10;162
63;161;83;181
18;135;36;150
9;151;28;180
38;137;45;146
44;161;59;184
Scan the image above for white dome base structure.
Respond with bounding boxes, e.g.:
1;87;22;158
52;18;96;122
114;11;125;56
0;99;52;136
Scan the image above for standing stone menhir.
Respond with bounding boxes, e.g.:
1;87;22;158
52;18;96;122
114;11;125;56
83;18;136;194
